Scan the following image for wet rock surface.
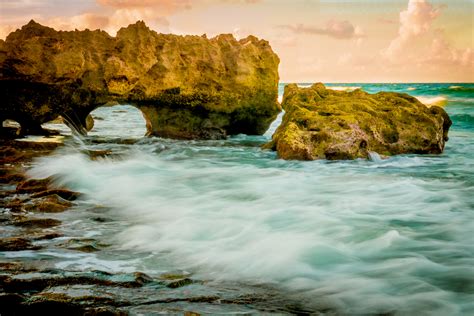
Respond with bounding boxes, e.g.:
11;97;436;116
23;194;74;213
266;83;452;160
0;237;40;251
0;20;280;139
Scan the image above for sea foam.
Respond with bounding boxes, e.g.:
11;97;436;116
27;140;474;315
22;83;474;315
415;96;448;106
326;86;361;92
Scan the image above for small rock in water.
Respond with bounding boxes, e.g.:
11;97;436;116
24;194;74;213
16;178;52;193
30;232;63;241
0;173;25;184
0;262;25;271
162;278;195;289
1;270;155;293
4;198;24;213
12;218;61;228
31;189;81;201
159;271;192;280
87;149;113;160
0;237;41;251
59;238;108;253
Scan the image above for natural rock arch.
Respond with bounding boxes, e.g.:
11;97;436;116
0;21;280;139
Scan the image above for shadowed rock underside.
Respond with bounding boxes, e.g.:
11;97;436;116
0;20;280;139
265;83;451;160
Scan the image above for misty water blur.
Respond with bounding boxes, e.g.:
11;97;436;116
28;83;474;314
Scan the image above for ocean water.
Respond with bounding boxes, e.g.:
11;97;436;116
24;83;474;314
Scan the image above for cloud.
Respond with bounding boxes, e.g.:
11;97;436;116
46;10;171;35
383;0;439;60
97;0;192;11
426;34;474;67
0;0;190;38
399;0;440;37
1;0;42;10
0;0;266;39
280;19;364;40
47;13;109;31
382;0;473;70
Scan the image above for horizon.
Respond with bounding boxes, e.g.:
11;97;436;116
281;81;474;84
1;0;473;82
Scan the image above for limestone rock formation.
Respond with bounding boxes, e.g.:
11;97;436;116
0;20;280;139
265;83;451;160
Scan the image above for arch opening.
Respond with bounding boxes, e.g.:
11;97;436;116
87;104;148;139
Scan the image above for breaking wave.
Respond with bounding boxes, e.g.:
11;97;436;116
416;96;448;106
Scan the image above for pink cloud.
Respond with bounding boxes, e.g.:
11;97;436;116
399;0;440;37
46;9;170;35
427;35;474;67
47;13;110;31
280;19;364;40
0;0;186;37
383;0;439;60
382;0;472;70
97;0;192;11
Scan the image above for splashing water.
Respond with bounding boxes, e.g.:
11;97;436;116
26;83;474;314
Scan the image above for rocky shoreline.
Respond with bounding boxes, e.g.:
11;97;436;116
0;137;324;315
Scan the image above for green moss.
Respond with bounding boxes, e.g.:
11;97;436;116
267;83;452;160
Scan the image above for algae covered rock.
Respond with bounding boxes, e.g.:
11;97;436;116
266;83;451;160
0;21;280;139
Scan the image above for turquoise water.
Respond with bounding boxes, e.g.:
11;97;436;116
28;83;474;314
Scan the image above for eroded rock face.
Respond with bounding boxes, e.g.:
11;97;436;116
265;83;451;160
0;20;280;139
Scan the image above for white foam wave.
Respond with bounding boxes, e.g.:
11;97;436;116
407;87;417;91
296;83;312;88
27;143;474;314
448;97;474;103
326;86;361;92
415;96;448;107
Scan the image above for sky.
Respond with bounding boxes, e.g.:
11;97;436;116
0;0;473;82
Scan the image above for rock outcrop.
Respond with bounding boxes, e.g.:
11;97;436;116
0;20;280;139
265;83;451;160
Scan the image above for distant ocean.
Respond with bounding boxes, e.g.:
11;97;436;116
19;83;474;314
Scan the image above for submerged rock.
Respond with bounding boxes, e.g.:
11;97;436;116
1;270;155;293
16;178;51;193
59;238;108;253
0;20;280;139
0;237;40;251
265;83;452;160
12;217;61;228
0;172;25;184
30;189;81;201
24;194;74;213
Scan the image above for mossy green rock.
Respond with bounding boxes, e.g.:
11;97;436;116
0;20;280;139
266;83;451;160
